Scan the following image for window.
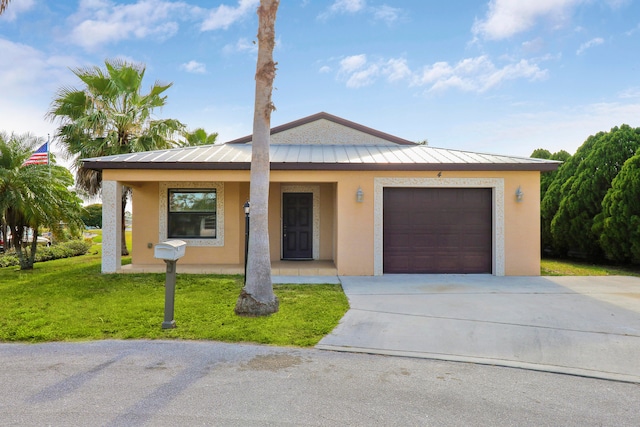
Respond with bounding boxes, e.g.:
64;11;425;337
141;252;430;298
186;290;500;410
159;182;224;246
168;190;217;239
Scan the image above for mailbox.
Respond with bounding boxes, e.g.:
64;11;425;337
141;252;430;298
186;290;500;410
154;240;186;329
154;240;187;261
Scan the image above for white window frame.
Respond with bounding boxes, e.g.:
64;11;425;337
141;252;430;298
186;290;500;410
159;182;224;246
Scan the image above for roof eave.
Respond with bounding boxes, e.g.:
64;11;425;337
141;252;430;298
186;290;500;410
82;161;559;172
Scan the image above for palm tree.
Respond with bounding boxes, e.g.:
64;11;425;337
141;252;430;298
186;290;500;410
0;1;10;15
235;0;280;316
48;59;185;255
182;128;218;146
0;132;84;270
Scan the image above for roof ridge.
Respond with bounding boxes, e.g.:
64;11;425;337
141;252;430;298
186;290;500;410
225;112;416;146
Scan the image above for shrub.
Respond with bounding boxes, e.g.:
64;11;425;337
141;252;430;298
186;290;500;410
0;239;92;268
0;253;19;268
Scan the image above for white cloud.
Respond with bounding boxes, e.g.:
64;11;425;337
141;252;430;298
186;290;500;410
415;61;453;85
201;0;259;31
180;60;206;74
0;0;35;22
625;23;640;36
382;58;412;82
338;55;378;88
319;0;401;24
462;100;640;157
619;87;640;99
605;0;631;8
473;0;584;40
329;0;366;14
576;37;604;55
522;37;545;53
331;53;546;93
340;54;368;73
68;0;190;50
346;65;379;88
482;59;548;90
319;65;332;73
372;5;402;24
0;38;78;97
414;55;547;93
0;38;79;138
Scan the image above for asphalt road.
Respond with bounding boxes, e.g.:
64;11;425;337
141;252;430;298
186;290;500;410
1;340;638;426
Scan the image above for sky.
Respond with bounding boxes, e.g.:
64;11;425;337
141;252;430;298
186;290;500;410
1;0;640;161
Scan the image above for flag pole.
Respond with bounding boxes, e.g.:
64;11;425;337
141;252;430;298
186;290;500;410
47;134;51;176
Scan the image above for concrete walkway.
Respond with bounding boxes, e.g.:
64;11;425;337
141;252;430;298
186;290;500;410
316;275;640;383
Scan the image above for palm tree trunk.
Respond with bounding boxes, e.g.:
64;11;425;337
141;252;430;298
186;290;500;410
7;223;29;270
1;221;7;250
26;226;39;268
0;1;11;15
235;0;280;317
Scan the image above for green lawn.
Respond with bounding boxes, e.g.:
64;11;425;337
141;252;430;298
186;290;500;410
0;238;348;346
6;233;639;345
541;258;640;277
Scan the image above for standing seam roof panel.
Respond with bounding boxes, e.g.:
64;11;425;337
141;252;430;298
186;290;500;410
354;146;376;163
269;145;279;162
430;148;464;163
310;146;324;162
298;145;312;163
323;146;337;163
130;151;161;162
390;147;419;163
344;146;363;163
447;150;471;163
333;146;349;163
283;145;296;162
380;147;407;163
365;146;390;163
176;148;209;162
81;143;562;169
409;147;439;163
459;152;490;164
203;145;228;162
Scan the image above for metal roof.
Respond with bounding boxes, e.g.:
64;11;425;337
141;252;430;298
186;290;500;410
82;143;561;172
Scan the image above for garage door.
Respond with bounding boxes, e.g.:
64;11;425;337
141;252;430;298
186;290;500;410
383;188;492;274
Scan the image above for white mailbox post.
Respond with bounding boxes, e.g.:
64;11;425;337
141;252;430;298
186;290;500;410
154;240;187;329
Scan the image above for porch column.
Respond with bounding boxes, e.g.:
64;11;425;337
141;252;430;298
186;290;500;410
102;180;122;273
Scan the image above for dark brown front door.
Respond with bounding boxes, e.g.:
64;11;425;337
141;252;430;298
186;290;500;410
383;188;492;274
283;193;313;260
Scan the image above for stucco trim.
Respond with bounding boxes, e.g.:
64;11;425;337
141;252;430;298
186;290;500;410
281;185;320;260
373;178;505;276
159;182;225;247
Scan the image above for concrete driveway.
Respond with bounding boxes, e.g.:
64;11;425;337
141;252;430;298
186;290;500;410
317;275;640;383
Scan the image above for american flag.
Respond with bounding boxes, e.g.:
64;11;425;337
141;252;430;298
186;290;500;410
22;142;49;166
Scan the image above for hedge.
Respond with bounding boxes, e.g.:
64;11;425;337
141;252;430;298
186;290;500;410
0;240;92;268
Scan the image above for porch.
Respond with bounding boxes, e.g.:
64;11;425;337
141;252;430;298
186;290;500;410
120;260;338;276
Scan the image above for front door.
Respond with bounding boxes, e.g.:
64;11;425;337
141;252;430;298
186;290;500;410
282;193;313;259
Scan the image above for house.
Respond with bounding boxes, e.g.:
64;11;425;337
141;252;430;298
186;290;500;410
82;112;560;276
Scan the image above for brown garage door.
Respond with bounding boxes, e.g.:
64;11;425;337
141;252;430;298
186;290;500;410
383;188;492;274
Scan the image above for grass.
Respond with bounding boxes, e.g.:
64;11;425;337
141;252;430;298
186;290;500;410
541;258;640;277
0;234;349;346
8;231;637;345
